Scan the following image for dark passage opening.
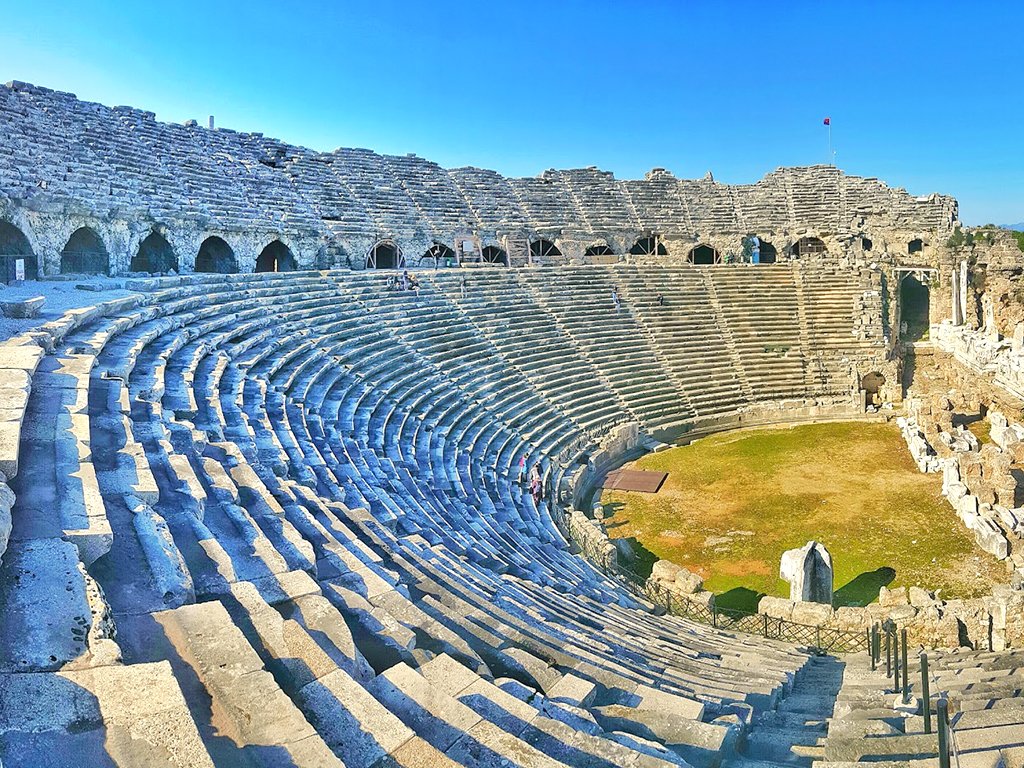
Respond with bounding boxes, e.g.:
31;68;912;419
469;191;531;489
630;236;667;256
195;236;237;274
791;236;826;257
530;239;561;262
61;227;109;275
0;221;37;280
688;244;719;265
132;232;177;274
908;238;924;255
256;241;297;272
482;245;508;265
422;243;455;267
900;274;930;342
584;244;615;257
368;241;401;269
757;239;778;264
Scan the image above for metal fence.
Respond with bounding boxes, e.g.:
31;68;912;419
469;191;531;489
560;508;868;655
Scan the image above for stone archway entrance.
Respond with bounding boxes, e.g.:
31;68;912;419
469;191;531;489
860;371;886;407
132;232;178;274
366;241;403;269
256;241;297;272
688;244;719;265
898;270;932;342
61;227;110;275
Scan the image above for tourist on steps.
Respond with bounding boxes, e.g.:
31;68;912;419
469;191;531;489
611;287;621;311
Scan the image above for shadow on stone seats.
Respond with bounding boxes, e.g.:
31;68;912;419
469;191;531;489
833;567;895;608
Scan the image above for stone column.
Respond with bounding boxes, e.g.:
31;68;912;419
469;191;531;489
959;260;971;328
951;265;963;325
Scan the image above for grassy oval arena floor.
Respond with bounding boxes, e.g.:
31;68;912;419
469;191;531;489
600;421;1006;612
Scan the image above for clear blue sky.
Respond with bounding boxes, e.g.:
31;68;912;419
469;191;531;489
2;0;1021;224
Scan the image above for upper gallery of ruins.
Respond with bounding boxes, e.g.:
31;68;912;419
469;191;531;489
0;80;959;275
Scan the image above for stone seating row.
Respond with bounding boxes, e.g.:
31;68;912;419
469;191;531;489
0;265;871;766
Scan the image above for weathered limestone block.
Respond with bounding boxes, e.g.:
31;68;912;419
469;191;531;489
0;296;44;318
780;540;833;604
879;586;909;607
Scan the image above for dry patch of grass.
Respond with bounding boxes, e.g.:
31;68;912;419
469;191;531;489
601;422;1006;609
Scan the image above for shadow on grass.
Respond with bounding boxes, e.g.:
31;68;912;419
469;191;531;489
614;537;659;579
715;587;765;615
834;567;896;607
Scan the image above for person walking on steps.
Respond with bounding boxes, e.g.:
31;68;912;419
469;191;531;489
611;287;621;312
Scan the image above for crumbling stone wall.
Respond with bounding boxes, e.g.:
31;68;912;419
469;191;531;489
0;81;958;276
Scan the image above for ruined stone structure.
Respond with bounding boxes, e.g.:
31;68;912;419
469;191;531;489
780;541;834;605
2;82;1024;768
0;80;956;278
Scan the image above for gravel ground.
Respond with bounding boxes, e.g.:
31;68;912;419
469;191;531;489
0;277;138;341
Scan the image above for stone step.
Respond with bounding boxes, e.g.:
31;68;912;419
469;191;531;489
0;660;215;768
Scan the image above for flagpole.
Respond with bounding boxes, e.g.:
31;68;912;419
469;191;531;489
828;122;832;166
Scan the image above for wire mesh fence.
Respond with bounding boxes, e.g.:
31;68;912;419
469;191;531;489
558;507;868;655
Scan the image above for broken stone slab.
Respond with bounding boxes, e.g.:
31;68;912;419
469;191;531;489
0;296;44;319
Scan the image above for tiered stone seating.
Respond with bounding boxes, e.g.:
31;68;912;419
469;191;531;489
705;266;809;402
0;81;956;263
0;267;883;766
822;648;1024;768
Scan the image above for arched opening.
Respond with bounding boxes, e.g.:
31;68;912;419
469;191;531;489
584;244;615;258
687;244;720;265
861;236;873;252
0;221;37;281
629;236;667;256
860;371;886;407
366;240;403;269
899;273;930;342
61;227;109;275
754;238;778;264
790;237;827;257
256;241;297;272
422;243;456;268
195;236;237;274
908;238;924;255
482;245;508;265
530;239;561;262
131;232;177;274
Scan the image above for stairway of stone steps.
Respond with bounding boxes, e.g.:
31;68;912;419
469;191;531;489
724;655;845;768
700;269;756;401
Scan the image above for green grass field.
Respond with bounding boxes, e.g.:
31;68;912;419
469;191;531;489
600;421;1005;612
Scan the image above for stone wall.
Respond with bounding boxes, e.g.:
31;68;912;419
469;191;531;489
0;80;958;276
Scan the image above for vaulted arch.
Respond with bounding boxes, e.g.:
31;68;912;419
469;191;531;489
482;245;508;265
195;236;237;274
61;227;109;275
366;240;403;269
687;244;720;265
629;236;667;256
790;237;826;257
256;240;297;272
0;221;37;280
422;243;455;267
132;231;178;274
530;239;561;262
584;244;615;257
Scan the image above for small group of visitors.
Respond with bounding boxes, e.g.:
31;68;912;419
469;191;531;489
385;270;420;297
517;456;545;505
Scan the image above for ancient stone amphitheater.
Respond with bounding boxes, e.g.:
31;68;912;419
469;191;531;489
1;80;1023;768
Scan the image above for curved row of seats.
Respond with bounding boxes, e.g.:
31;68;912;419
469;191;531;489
2;265;875;767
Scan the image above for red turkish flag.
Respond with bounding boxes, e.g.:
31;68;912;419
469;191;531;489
823;117;831;126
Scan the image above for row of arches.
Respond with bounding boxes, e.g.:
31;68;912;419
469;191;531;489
0;222;299;276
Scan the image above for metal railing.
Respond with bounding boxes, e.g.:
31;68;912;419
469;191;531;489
561;508;868;654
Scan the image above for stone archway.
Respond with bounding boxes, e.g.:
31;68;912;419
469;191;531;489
61;227;109;275
0;220;37;281
530;238;561;263
908;238;924;255
256;241;297;272
132;231;178;274
790;237;827;257
366;240;403;269
422;243;455;268
482;245;508;265
629;236;667;256
584;244;615;257
899;272;931;342
688;244;720;265
195;236;237;274
860;371;886;407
